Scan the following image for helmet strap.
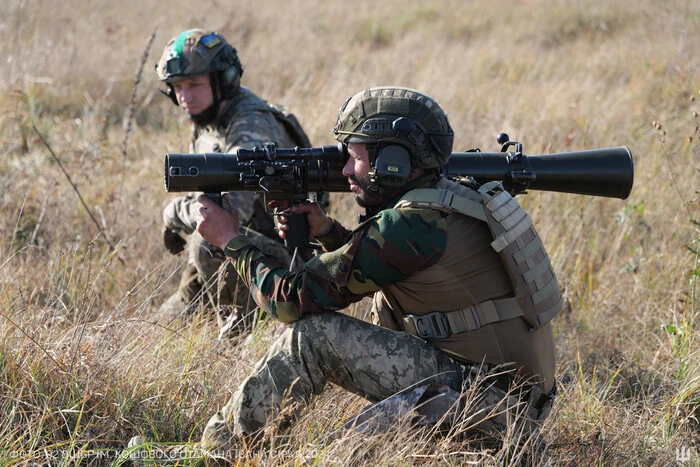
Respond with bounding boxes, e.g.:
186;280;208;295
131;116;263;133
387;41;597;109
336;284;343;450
163;85;179;106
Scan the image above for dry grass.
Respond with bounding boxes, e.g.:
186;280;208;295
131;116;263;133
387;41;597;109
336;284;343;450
1;0;699;465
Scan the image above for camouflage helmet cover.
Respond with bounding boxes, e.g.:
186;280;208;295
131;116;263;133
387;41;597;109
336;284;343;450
333;86;454;169
156;29;242;83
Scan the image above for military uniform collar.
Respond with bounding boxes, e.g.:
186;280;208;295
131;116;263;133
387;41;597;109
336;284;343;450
358;172;441;222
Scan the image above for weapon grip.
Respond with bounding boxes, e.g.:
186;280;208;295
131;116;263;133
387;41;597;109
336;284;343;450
284;211;310;250
203;192;222;207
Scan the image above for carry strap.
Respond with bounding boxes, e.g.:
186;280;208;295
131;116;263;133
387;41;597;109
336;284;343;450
402;297;524;339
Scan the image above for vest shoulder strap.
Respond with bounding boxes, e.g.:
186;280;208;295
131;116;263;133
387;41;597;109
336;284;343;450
224;88;313;148
395;177;563;333
268;104;313;148
396;186;487;221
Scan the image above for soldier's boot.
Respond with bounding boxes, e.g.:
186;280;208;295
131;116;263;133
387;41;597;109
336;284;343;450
216;305;248;341
158;264;203;322
215;302;265;340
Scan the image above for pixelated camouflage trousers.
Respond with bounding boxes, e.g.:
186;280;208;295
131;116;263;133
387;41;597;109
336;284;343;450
159;229;294;331
199;312;553;451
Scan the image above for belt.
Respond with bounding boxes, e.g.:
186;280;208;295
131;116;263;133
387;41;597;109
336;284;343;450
402;297;523;339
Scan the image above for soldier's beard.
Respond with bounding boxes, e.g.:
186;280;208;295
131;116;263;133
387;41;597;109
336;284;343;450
350;173;393;209
189;102;219;126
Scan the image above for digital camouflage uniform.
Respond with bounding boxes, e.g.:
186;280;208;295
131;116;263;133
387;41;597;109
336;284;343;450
155;29;311;333
161;86;303;331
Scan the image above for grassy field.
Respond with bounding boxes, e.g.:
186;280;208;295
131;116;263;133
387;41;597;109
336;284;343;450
1;0;699;465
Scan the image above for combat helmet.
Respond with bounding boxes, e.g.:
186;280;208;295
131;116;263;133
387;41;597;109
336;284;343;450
333;86;454;189
155;29;243;105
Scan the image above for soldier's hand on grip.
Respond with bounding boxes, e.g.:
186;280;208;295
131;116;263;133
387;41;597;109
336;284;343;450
269;200;333;239
196;194;242;250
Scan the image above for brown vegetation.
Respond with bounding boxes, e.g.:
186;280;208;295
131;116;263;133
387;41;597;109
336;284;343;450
0;0;698;465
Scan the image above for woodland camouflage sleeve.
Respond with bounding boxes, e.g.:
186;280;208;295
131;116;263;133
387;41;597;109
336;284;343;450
223;207;449;323
314;218;353;252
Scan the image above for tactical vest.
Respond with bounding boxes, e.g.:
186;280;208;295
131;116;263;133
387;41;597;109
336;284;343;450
392;177;563;333
192;87;311;153
267;104;312;148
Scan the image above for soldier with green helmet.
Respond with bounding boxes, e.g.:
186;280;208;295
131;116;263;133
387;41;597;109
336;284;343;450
155;29;312;334
129;86;559;462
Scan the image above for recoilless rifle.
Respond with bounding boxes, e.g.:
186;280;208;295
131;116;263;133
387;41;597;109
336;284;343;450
164;133;634;248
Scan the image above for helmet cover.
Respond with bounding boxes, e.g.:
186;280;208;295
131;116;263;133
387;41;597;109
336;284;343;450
156;29;242;83
333;86;454;168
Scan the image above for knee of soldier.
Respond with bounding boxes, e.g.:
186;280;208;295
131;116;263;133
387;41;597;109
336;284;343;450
162;198;180;226
188;231;212;252
264;314;342;381
189;232;225;264
285;312;351;348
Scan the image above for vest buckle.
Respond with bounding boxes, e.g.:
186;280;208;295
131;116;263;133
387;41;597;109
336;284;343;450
407;312;451;339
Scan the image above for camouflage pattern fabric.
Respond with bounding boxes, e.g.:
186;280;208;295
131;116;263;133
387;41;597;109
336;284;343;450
222;174;556;390
190;87;300;155
160;227;293;332
199;312;464;449
160;86;302;331
333;86;454;169
198;312;552;453
221;188;450;324
156;29;241;84
202;175;557;453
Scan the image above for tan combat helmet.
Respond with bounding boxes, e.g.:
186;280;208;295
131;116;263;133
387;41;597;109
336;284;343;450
333;87;454;170
155;29;243;105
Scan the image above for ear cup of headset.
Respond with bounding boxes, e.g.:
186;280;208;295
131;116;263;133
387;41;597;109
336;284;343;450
370;144;412;189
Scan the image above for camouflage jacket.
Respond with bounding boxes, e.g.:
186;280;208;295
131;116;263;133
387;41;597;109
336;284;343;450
223;176;556;390
163;87;299;234
222;175;453;323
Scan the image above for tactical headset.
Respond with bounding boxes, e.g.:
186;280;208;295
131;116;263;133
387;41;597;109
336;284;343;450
348;116;442;194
